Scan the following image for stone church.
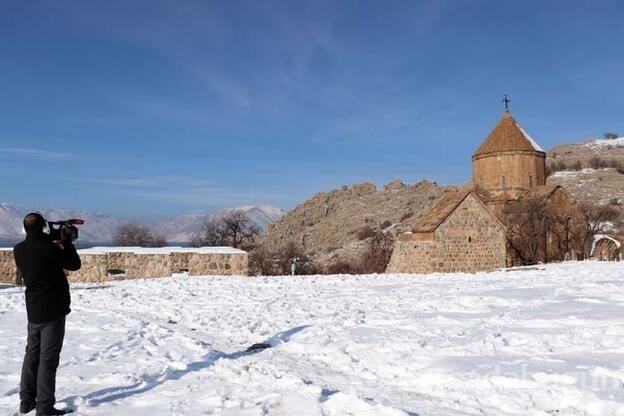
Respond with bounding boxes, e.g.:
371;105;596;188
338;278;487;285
386;109;587;274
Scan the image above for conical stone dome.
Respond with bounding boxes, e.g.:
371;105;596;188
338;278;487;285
472;111;546;199
473;110;543;158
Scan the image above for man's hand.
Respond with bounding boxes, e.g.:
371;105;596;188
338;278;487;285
61;226;75;243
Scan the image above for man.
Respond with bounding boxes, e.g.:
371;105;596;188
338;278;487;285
13;213;81;416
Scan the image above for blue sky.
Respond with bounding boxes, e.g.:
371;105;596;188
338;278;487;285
1;1;623;219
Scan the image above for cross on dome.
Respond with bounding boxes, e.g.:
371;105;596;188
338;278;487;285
503;94;511;111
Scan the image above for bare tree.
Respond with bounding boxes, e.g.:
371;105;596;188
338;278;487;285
223;210;260;249
248;246;275;276
192;209;260;250
580;204;621;257
547;207;587;261
504;199;616;264
150;233;167;247
114;222;167;247
271;240;304;275
190;217;228;247
583;204;620;234
503;199;548;265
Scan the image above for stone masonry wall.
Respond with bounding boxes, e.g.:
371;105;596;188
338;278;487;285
387;194;507;273
0;247;248;284
171;252;191;273
188;252;247;276
124;253;172;279
66;253;108;283
106;252;126;271
0;249;18;284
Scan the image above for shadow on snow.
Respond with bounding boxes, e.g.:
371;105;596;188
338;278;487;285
62;325;311;408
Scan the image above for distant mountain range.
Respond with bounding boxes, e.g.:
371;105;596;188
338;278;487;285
154;205;285;242
0;203;285;244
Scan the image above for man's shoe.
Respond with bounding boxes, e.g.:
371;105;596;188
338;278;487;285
19;400;36;414
35;407;73;416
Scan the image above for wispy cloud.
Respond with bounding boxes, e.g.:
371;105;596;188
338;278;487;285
85;175;216;189
134;188;264;207
81;174;296;209
0;148;73;160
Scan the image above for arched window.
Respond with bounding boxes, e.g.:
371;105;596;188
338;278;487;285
501;175;507;189
528;174;534;188
479;176;484;189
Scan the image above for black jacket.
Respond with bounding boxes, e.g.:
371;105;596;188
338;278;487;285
13;231;81;323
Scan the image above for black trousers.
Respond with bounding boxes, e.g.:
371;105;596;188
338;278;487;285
20;317;66;412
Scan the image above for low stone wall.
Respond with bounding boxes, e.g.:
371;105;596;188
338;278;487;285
0;249;18;284
124;252;171;280
0;246;248;284
69;253;108;283
188;252;247;275
107;252;126;272
171;252;191;273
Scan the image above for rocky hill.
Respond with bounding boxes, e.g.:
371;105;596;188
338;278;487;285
258;180;455;266
546;136;624;221
547;137;624;170
547;169;624;206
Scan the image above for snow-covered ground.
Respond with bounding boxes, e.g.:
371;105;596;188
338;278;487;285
2;262;624;415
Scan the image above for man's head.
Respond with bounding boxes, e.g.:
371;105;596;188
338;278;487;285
23;212;47;234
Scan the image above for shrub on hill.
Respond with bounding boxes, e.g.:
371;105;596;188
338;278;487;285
325;259;360;274
248;241;321;276
400;211;413;221
325;228;394;274
589;156;609;169
356;226;376;240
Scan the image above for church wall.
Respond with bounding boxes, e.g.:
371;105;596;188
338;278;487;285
385;238;436;273
386;195;507;273
473;151;545;196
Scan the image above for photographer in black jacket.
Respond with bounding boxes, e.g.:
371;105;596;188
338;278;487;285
13;213;81;416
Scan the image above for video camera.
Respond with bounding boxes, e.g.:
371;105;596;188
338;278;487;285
47;219;85;242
